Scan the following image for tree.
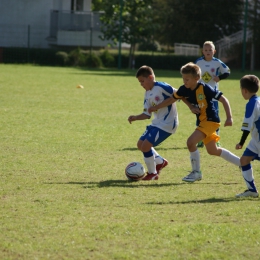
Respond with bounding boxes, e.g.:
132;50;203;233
153;0;245;46
247;0;260;69
92;0;157;68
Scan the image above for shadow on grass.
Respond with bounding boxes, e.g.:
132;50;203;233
121;146;187;151
45;180;239;189
73;68;183;78
45;180;187;188
69;67;255;80
146;197;245;205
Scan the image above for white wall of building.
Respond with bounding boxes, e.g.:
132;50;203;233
0;0;92;48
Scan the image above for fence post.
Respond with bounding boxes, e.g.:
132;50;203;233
27;25;30;63
242;0;248;72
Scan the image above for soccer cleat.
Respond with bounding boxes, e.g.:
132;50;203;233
142;173;158;180
182;170;202;182
156;159;168;174
235;190;259;198
197;141;204;148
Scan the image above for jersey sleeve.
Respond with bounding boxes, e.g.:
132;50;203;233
241;101;255;131
173;86;186;99
204;84;223;100
218;60;230;76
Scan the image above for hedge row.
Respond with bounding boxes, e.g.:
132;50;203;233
0;47;203;70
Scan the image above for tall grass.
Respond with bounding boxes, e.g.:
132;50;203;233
1;64;260;259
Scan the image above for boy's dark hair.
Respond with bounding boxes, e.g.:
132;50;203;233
240;75;259;93
180;62;201;78
136;65;154;78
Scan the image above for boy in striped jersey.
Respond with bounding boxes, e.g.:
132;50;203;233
235;75;259;197
195;41;230;147
128;65;179;180
149;62;240;182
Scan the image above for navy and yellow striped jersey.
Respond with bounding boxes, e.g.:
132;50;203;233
173;82;223;124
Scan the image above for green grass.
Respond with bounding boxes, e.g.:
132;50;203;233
1;64;260;259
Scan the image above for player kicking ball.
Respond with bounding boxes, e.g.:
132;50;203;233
128;65;179;180
149;62;240;182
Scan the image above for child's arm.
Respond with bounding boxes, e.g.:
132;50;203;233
213;73;229;83
128;113;150;124
218;95;233;126
181;98;200;114
235;130;250;150
148;96;177;113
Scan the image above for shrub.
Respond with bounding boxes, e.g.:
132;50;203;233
99;50;115;67
55;51;69;66
85;53;103;68
68;47;87;66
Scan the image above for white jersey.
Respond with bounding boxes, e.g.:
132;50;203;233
195;57;230;90
241;95;260;156
143;81;178;134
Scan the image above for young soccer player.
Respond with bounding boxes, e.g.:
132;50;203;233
235;75;260;197
195;41;230;147
128;65;179;180
149;62;240;182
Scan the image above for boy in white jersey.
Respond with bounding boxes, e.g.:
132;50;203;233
195;41;230;147
128;65;179;180
235;75;260;197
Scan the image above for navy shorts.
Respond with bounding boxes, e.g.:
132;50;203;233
139;125;171;147
243;148;260;161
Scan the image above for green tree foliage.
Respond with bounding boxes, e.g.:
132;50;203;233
152;0;245;46
247;0;260;69
248;0;260;42
92;0;157;67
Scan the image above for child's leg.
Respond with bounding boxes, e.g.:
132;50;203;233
182;130;204;182
219;148;240;166
187;130;205;171
143;150;156;174
241;164;257;192
190;150;200;172
213;101;220;136
151;147;163;165
206;142;240;166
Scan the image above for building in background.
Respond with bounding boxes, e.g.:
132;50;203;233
0;0;110;49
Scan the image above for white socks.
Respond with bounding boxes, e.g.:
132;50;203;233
151;147;163;165
220;148;240;166
190;149;200;172
241;165;257;192
144;155;156;174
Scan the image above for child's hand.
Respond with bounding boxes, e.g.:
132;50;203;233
224;118;233;126
148;106;157;113
236;143;243;150
190;106;200;114
128;115;136;124
213;76;220;82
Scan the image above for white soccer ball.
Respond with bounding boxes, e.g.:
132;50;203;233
125;162;146;181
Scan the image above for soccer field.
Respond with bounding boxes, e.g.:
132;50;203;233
1;64;260;259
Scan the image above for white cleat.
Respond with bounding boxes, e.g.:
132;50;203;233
236;190;259;198
182;171;202;182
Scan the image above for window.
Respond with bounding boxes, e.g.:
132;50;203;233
71;0;84;11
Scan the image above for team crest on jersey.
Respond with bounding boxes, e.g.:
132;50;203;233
197;94;204;100
155;96;160;102
202;71;212;83
211;68;215;73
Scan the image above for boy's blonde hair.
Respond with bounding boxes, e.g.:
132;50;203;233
203;41;215;50
180;62;201;78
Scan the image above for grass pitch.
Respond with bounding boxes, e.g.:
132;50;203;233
1;64;260;259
